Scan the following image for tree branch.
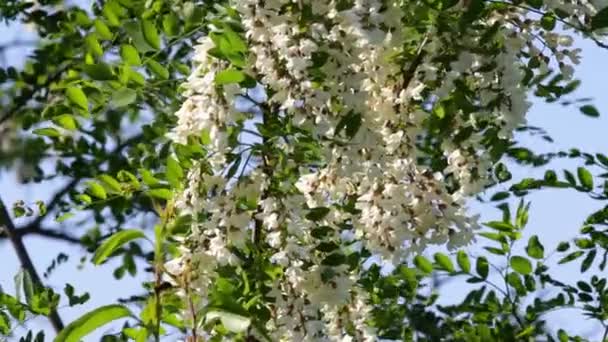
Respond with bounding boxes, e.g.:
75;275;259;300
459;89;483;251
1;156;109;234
16;226;81;244
0;197;65;333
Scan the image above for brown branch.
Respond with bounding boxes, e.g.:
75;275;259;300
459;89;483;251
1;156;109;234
16;226;81;244
0;197;65;332
402;34;429;93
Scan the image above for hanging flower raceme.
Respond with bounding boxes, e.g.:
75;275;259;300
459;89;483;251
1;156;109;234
167;0;602;340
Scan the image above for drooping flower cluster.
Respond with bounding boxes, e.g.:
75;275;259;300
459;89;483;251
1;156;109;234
168;0;602;340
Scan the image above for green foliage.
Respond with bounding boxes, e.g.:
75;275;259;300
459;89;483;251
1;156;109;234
0;0;607;341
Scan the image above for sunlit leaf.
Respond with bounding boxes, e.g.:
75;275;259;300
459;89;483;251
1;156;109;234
54;305;132;342
92;229;146;265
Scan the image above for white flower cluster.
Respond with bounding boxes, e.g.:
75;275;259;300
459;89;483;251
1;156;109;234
167;38;245;172
168;0;600;340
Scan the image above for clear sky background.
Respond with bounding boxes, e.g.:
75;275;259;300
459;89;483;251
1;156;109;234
1;9;608;342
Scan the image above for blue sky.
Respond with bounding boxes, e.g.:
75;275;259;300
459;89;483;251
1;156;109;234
1;13;608;342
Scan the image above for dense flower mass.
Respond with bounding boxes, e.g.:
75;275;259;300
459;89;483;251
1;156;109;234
167;0;604;340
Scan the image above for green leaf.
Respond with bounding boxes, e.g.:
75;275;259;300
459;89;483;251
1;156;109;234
206;311;251;333
162;14;180;36
13;268;24;301
525;235;544;259
146;60;169;80
0;311;9;335
321;253;346;266
510;255;533;274
484;221;515;232
580;105;600;118
564;170;577;186
111;88;137;108
490;191;509;201
117;170;141;190
52;114;78;130
223;28;248;53
540;14;556;30
54;305;132;342
544;170;557;184
85;34;103;57
148;188;172;200
64;284;90;306
141;19;160;50
166;156;184;188
86;181;107;200
98;174;122;193
305;207;330;221
56;212;75;223
120;45;141;66
484;247;506;255
577;281;592;292
457;250;470;273
557;251;585;265
335;112;362;139
23;269;34;306
94;19;112;40
557;241;570;252
476;256;489;279
66;87;88;111
515;325;535;339
124;21;155;53
414;255;433;274
515;200;530;229
577;167;593;190
591;7;608;30
140;169;160;186
92;229;146;265
33;127;61;137
433;253;454;273
581;249;597;272
83;63;115;80
215;69;245;85
102;2;121;26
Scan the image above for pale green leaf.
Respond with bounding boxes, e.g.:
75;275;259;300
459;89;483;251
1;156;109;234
93;229;146;265
434;253;454;273
413;255;433;274
98;174;122;193
86;181;107;200
206;311;251;333
54;305;132;342
148;188;172;200
33;127;61;137
120;44;141;66
94;19;112;40
215;69;245;85
457;250;470;273
577;167;594;190
52;114;78;130
66;87;88;111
